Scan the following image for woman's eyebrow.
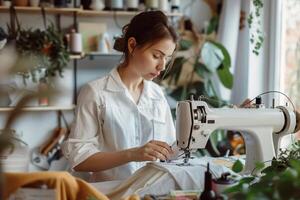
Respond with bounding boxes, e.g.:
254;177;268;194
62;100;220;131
153;49;172;57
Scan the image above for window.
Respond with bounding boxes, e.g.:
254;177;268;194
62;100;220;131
280;0;300;109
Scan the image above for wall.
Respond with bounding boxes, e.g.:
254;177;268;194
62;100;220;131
0;0;211;171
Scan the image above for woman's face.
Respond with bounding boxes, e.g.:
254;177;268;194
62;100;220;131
128;38;176;81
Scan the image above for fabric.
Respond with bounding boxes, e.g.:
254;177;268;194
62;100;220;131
3;171;109;200
102;157;232;200
62;67;176;182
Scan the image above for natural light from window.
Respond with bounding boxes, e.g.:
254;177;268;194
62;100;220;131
281;0;300;109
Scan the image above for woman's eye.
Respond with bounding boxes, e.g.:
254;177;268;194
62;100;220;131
153;54;159;59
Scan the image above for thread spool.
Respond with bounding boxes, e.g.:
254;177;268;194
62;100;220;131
70;30;82;54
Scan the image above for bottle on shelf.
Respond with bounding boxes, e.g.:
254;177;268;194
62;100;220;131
2;0;12;7
145;0;158;11
90;0;105;10
54;0;67;7
38;78;49;106
158;0;169;12
70;29;83;55
171;0;180;12
29;0;40;7
104;0;124;11
81;0;91;9
125;0;139;11
199;163;216;200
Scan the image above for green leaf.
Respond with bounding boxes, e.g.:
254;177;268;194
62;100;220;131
255;162;265;171
208;40;231;69
194;62;210;79
206;16;219;34
201;42;224;72
217;65;234;89
179;39;193;51
232;159;244;173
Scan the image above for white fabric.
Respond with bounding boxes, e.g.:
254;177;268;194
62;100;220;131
62;67;176;182
99;157;232;200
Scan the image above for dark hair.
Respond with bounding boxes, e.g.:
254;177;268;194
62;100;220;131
114;11;178;70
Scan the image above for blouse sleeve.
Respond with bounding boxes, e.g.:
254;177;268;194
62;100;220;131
62;84;103;170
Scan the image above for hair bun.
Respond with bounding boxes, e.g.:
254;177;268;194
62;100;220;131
113;37;126;52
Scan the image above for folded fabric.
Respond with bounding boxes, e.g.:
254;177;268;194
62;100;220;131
3;171;109;200
105;157;232;200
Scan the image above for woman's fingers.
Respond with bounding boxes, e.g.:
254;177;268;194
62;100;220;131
240;98;252;108
147;142;171;160
150;140;173;154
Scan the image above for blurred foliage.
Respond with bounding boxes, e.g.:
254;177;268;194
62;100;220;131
248;0;264;55
225;141;300;199
5;23;70;83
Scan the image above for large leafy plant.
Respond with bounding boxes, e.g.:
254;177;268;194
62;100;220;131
158;19;233;108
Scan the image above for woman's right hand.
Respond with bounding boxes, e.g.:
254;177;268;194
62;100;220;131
128;140;174;162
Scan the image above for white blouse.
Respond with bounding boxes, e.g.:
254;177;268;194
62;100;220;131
63;68;176;182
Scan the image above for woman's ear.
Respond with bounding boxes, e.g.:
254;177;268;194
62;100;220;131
127;37;137;54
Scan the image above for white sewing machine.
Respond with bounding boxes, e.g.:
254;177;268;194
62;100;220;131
176;98;296;173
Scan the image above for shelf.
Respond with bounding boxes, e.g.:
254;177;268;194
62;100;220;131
0;105;76;112
70;54;84;60
77;10;183;17
0;6;79;14
87;52;122;56
0;6;183;17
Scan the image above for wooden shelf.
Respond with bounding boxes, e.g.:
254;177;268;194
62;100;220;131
0;6;79;14
0;6;183;17
70;54;84;60
77;10;183;17
87;52;122;56
0;105;76;112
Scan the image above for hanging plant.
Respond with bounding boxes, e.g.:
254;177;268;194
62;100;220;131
8;23;70;83
248;0;264;55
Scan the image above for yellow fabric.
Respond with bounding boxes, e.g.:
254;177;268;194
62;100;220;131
3;171;110;200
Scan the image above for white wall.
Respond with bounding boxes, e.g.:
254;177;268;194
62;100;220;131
0;0;210;171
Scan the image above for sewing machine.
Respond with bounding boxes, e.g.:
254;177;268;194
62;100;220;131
175;98;296;173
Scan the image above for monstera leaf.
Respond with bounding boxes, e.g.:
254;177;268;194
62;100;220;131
201;42;224;73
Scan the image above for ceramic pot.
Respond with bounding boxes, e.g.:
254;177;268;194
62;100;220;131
2;0;12;7
90;0;104;10
29;0;40;6
14;0;29;6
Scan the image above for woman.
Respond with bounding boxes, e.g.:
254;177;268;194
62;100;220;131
63;10;178;182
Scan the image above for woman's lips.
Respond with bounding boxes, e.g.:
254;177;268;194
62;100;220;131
150;72;160;77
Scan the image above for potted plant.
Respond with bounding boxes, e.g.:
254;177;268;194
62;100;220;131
8;23;70;84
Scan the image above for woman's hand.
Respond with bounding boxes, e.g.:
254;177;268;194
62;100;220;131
240;98;253;108
127;140;174;162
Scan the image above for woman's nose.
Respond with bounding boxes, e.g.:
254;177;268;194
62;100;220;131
156;59;166;71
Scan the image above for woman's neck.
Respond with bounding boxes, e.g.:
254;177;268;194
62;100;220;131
117;64;143;92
